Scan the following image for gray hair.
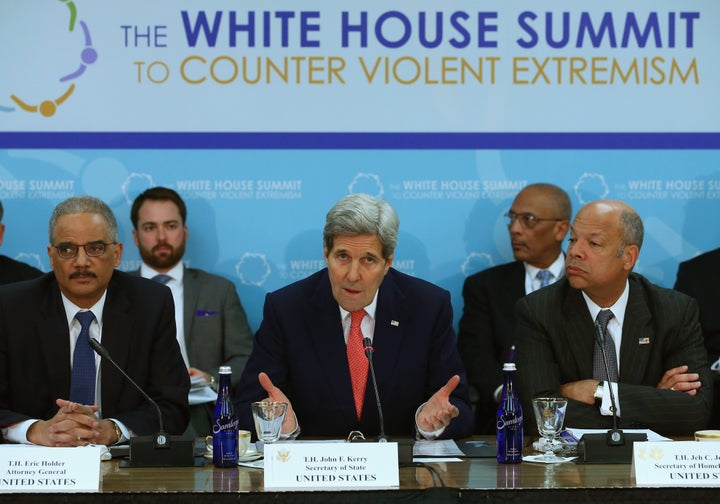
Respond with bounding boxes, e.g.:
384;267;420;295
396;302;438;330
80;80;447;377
617;209;644;256
323;193;399;259
49;196;119;244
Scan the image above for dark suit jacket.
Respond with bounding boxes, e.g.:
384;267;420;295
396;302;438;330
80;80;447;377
0;254;43;285
516;273;712;436
234;268;473;439
0;271;190;436
457;261;526;433
674;248;720;428
674;248;720;362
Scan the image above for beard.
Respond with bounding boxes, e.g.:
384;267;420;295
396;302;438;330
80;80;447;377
139;240;186;270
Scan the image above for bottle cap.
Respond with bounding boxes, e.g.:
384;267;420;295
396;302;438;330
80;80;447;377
218;365;232;374
502;363;517;371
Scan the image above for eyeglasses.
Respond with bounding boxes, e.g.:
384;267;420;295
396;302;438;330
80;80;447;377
52;241;117;259
504;211;564;229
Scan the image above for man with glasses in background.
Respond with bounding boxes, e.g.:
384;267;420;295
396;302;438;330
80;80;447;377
457;183;571;433
0;195;189;446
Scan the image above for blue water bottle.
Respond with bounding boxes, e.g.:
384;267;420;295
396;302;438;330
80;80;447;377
497;362;523;464
212;366;239;467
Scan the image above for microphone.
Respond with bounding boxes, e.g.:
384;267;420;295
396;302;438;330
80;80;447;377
362;337;388;442
577;325;646;463
88;338;194;467
595;329;623;446
359;337;413;465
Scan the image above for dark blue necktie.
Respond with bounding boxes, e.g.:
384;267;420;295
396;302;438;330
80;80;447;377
152;274;172;284
70;311;97;405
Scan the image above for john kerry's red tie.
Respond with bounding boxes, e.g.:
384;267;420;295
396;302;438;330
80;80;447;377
347;310;369;420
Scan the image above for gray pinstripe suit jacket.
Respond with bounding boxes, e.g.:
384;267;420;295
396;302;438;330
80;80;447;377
516;273;712;436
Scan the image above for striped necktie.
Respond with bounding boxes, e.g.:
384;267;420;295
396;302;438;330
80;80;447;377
536;270;553;288
593;309;618;382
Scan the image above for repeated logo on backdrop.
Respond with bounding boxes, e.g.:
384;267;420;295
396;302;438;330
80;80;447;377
1;0;97;117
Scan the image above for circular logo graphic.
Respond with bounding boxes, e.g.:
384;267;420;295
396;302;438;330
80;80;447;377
348;173;384;198
235;252;272;287
461;252;494;277
1;1;97;117
574;173;610;205
121;173;155;205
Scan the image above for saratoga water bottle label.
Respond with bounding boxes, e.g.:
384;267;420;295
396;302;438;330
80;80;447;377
497;413;523;431
213;417;239;434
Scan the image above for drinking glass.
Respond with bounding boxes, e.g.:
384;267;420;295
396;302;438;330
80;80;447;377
251;401;287;444
532;397;568;462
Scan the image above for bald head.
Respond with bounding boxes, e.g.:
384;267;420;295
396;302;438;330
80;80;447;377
566;200;643;306
520;183;572;221
577;200;644;255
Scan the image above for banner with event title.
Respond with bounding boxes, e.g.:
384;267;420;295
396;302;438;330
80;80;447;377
1;0;719;137
0;1;719;331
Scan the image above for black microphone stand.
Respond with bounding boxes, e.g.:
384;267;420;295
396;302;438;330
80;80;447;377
577;323;647;463
89;338;195;467
363;337;389;442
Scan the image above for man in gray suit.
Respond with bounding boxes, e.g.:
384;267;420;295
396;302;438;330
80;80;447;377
130;187;253;436
517;200;712;435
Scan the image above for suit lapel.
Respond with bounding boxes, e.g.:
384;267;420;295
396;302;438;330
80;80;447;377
509;262;527;299
562;287;596;380
39;282;72;400
619;279;653;384
372;274;407;396
183;268;200;348
100;275;133;406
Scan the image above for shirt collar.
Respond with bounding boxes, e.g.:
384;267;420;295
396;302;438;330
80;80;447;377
60;289;107;326
140;261;184;283
581;279;629;327
525;252;565;282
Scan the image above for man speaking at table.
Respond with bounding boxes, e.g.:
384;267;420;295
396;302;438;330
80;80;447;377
234;193;473;440
0;196;189;446
517;200;712;435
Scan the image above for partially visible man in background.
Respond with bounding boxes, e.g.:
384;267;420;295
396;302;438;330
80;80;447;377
457;183;571;433
130;187;253;436
675;246;720;427
0;199;43;284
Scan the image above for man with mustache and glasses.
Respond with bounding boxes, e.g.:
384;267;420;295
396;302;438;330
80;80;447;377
0;196;189;446
457;183;571;434
130;187;253;437
516;200;712;435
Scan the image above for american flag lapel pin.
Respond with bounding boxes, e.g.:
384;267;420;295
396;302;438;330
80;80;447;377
390;320;399;327
638;337;650;345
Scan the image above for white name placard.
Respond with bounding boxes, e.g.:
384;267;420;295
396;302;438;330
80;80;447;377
263;441;399;490
0;445;104;492
632;441;720;486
